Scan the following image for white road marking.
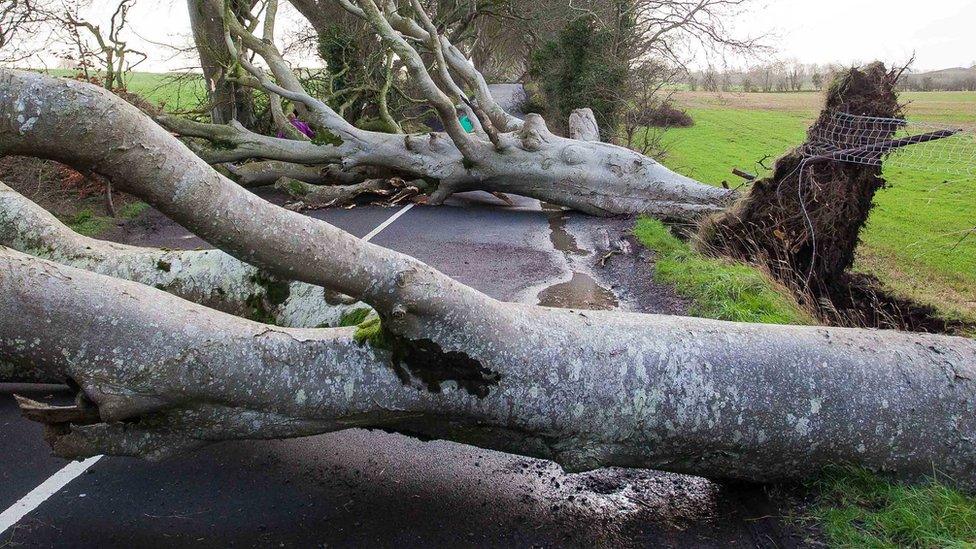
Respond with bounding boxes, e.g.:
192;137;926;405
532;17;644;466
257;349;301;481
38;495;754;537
0;456;101;535
362;203;414;242
0;202;418;536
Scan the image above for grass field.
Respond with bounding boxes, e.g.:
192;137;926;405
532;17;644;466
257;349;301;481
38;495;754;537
36;69;206;113
661;90;976;324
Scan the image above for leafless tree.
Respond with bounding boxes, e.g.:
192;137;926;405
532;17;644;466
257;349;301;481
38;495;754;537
785;58;804;92
0;0;56;64
700;65;719;91
55;0;147;89
620;60;679;155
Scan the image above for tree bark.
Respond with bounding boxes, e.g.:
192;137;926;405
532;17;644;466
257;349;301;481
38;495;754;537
2;69;976;488
0;182;362;329
3;246;976;487
274;176;425;209
569;108;600;142
224;161;369;188
187;0;258;126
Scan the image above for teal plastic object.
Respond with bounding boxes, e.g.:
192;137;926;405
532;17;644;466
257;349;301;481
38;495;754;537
459;115;474;133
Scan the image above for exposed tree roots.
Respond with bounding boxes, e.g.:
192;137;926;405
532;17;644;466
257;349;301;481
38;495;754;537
697;63;945;330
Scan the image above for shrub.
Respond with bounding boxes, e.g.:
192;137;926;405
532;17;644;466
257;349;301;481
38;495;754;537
635;101;693;128
527;15;629;140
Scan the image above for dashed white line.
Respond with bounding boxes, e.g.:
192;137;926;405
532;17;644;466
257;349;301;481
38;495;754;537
0;202;418;536
362;203;414;242
0;456;101;535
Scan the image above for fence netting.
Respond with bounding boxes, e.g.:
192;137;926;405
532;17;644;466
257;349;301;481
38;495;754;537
799;111;976;177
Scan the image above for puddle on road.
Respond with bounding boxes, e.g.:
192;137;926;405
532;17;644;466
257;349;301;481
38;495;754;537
546;209;587;255
537;272;618;310
537;205;619;310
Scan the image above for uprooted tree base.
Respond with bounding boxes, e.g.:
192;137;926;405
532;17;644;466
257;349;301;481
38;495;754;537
824;272;975;335
696;63;955;331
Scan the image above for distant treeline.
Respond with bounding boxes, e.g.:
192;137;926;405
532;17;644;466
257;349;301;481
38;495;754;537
898;67;976;92
685;62;976;93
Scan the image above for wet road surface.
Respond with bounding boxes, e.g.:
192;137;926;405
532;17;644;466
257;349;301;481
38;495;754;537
1;191;806;548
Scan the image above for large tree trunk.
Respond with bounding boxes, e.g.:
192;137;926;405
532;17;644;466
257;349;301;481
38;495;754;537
0;182;361;329
0;182;364;383
4;243;976;486
187;0;258;126
161;0;736;220
1;70;975;488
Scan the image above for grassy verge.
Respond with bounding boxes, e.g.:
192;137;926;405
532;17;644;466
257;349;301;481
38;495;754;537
634;217;810;324
810;467;976;547
655;92;976;325
633;217;976;547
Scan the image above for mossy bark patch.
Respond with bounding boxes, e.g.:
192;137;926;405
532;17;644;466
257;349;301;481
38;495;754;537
354;317;501;398
242;271;292;324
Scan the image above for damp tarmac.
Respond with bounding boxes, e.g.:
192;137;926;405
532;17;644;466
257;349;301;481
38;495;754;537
536;204;620;310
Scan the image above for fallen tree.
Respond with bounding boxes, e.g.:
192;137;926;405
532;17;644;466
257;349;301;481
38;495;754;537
698;63;968;332
158;0;734;219
0;182;365;383
2;70;976;488
0;182;362;328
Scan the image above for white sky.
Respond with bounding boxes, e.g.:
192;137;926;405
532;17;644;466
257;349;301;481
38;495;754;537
27;0;976;73
732;0;976;71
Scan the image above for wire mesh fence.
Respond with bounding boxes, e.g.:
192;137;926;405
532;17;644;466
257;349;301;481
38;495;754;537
800;111;976;176
787;111;976;285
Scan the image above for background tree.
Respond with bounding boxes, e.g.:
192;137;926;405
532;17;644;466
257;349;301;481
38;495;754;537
0;0;55;64
524;0;758;140
527;14;629;140
56;0;146;90
785;58;804;91
188;0;260;126
811;70;823;91
620;59;685;155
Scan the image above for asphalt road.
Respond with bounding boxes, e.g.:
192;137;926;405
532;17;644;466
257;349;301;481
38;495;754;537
0;192;802;548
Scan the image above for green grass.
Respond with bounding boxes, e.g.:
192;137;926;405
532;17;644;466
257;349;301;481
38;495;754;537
64;208;114;237
117;201;149;218
123;72;205;112
633;217;810;325
63;201;149;237
810;467;976;548
659;108;810;185
37;69;206;113
655;94;976;324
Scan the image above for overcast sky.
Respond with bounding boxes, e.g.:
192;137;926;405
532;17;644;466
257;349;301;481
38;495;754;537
735;0;976;71
34;0;976;73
